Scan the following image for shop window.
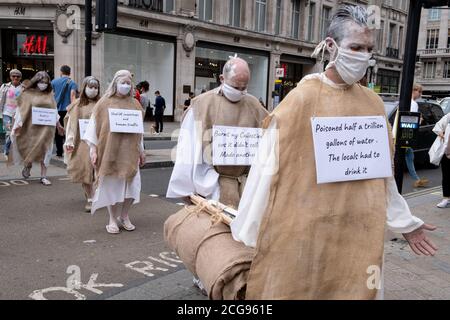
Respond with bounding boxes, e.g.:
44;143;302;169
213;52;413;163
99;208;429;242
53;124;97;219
1;30;54;82
195;46;268;105
103;33;175;116
377;69;400;94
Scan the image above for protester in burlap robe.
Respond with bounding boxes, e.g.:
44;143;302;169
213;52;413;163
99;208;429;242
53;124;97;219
64;76;101;212
83;70;146;234
10;71;62;186
231;4;438;300
165;57;268;299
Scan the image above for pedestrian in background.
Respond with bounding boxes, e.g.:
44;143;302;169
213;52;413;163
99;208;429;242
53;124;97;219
183;92;194;112
433;111;450;208
0;69;23;160
64;76;101;212
153;90;166;134
11;71;63;186
51;65;78;158
138;81;152;120
83;70;145;234
407;83;429;188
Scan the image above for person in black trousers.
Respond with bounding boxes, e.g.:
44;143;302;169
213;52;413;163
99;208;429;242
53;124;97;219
153;90;165;134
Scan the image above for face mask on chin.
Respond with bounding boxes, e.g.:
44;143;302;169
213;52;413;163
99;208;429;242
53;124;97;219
222;83;247;103
326;39;372;85
85;87;98;99
117;83;131;96
37;83;48;91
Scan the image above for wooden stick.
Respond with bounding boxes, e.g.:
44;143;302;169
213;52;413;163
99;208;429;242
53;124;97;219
189;194;233;226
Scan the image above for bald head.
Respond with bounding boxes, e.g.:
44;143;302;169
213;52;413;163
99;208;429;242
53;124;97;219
221;57;250;91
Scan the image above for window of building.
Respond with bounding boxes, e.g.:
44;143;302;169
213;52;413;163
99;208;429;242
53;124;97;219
164;0;174;12
377;20;384;54
423;61;437;79
428;8;441;21
308;2;315;42
388;23;396;48
321;6;332;40
104;33;175;116
444;61;450;78
447;29;450;49
275;0;281;35
291;0;301;39
229;0;241;27
255;0;267;32
426;29;439;49
199;0;213;21
398;26;404;56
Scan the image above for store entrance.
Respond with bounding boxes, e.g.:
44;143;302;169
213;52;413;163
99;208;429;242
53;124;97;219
1;29;54;83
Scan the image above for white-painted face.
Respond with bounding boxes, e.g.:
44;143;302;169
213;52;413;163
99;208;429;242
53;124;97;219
327;22;375;57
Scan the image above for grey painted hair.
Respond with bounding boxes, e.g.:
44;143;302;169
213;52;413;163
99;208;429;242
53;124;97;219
104;70;134;98
327;4;369;45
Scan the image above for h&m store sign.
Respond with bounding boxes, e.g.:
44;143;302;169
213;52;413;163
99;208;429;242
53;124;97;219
119;0;164;11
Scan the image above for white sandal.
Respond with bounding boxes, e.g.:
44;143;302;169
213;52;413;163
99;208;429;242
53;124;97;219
117;217;136;231
40;177;52;186
106;224;120;234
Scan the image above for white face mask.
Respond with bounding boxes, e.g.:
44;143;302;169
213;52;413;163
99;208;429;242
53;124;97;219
326;39;372;85
85;87;98;99
222;83;247;103
117;83;131;96
37;83;48;91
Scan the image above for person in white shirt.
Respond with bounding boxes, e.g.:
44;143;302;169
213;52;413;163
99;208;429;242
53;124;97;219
230;4;438;300
0;69;23;160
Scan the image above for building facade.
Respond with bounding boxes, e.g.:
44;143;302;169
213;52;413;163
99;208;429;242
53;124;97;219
416;7;450;98
0;0;408;121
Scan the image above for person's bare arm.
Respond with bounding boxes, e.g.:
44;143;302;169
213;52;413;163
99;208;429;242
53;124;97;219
70;90;76;103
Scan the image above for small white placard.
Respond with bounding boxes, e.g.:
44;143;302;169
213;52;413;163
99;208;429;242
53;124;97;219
31;107;57;126
212;125;263;166
311;116;392;184
108;108;144;134
78;119;90;139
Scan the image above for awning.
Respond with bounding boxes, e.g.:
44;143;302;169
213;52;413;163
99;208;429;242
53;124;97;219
280;54;316;65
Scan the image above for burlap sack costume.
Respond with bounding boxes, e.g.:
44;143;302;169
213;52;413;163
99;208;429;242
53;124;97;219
14;89;56;164
164;89;268;300
92;95;144;186
245;78;394;300
64;99;96;185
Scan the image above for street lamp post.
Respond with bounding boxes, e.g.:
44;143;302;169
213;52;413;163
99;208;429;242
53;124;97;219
85;0;92;77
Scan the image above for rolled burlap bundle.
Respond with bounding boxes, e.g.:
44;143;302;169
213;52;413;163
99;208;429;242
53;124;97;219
163;198;254;300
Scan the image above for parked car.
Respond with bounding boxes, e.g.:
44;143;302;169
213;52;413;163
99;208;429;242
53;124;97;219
383;98;444;167
440;97;450;115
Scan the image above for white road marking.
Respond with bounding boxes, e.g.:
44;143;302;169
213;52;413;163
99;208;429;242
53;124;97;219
149;194;159;198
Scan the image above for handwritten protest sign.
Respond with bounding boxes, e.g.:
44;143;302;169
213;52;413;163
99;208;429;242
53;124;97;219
311;116;392;184
108;109;143;134
212;125;263;166
78;119;90;139
32;107;57;126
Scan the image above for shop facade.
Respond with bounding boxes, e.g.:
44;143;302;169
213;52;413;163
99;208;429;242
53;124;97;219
0;1;323;121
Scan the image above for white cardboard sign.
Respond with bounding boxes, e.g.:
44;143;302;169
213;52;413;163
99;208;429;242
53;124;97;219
108;108;144;134
31;107;57;126
212;125;263;166
78;119;90;139
311;116;392;184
